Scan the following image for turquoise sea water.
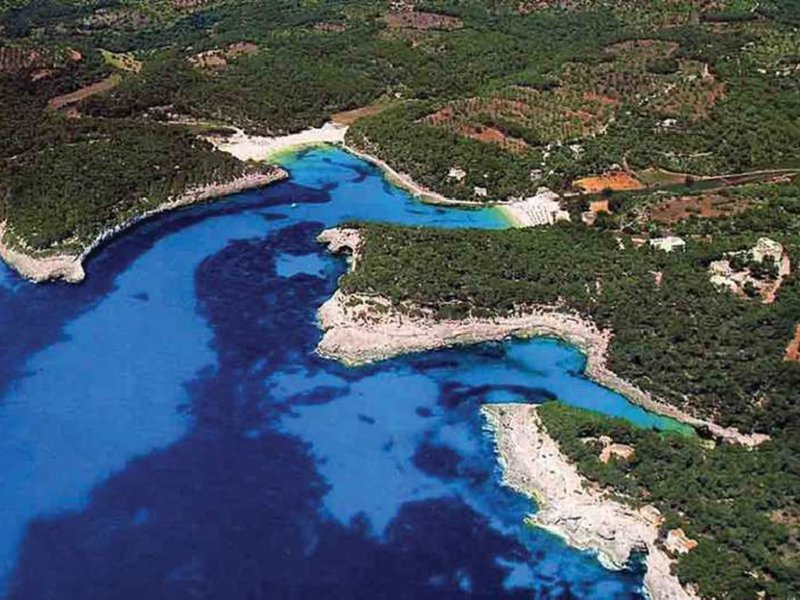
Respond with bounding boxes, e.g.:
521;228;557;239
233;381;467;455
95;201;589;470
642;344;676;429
0;147;682;599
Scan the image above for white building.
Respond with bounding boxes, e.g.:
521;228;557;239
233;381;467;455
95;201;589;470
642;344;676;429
505;187;570;227
649;236;686;253
447;167;467;182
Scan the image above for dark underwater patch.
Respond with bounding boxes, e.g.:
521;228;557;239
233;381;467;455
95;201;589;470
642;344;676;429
413;441;462;480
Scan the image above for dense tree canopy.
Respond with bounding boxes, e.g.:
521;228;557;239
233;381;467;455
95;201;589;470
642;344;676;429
538;402;800;600
4;0;799;247
344;200;800;434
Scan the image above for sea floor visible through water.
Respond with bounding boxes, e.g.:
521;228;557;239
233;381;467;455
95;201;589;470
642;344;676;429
0;147;680;599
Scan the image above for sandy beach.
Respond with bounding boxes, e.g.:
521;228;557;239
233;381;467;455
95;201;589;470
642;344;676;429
483;404;698;600
316;226;769;448
210;123;485;207
346;143;558;223
207;123;349;162
0;167;288;283
497;205;529;227
496;189;570;228
209;122;538;223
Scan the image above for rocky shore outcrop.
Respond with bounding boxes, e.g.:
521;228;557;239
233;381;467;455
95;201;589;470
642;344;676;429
0;167;288;283
483;404;698;600
316;226;768;447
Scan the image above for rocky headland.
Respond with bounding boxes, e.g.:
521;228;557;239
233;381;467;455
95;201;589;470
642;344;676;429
316;226;769;447
483;403;698;600
0;167;288;283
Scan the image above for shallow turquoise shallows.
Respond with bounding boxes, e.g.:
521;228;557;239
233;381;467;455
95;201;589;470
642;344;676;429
0;146;683;599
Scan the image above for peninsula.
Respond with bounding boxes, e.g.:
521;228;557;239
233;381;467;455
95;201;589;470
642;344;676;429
483;403;697;600
315;217;799;599
316;226;767;446
316;226;714;599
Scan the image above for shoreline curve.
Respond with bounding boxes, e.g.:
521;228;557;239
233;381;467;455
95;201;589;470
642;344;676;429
315;225;772;599
483;403;699;600
0;121;355;284
0;167;288;284
207;122;514;211
315;226;769;448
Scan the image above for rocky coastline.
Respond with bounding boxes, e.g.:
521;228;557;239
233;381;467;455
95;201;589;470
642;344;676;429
316;226;769;448
0;167;288;283
483;403;698;600
341;143;477;207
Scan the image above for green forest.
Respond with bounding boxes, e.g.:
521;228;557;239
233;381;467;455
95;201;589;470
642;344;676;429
3;0;800;250
342;190;800;435
348;19;800;202
538;402;800;600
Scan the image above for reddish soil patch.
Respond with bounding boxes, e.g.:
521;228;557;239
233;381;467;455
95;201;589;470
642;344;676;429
574;172;645;193
458;124;528;154
785;325;800;362
190;42;258;70
383;11;463;30
314;22;347;33
48;74;121;111
648;194;749;224
425;106;454;125
431;97;531;121
460;124;505;144
590;199;610;214
0;47;42;73
332;102;391;125
584;91;619;106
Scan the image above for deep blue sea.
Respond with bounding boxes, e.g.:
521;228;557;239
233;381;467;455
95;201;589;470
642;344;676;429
0;147;684;599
